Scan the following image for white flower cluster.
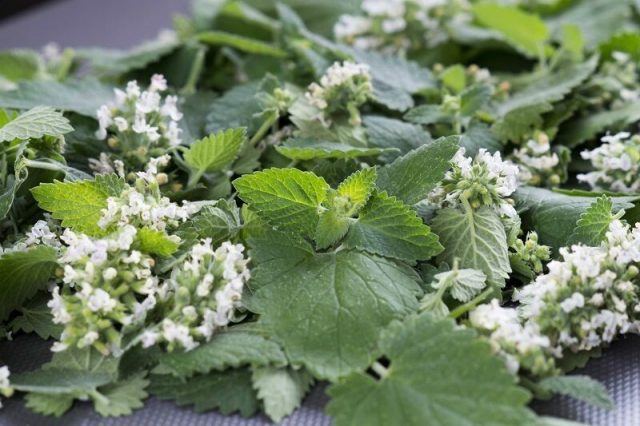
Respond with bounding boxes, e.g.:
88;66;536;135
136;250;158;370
0;216;61;254
98;158;200;232
48;226;159;355
470;299;553;375
140;239;250;352
511;133;568;187
334;0;466;55
305;61;373;125
578;132;640;193
0;366;12;408
430;147;520;218
92;74;183;173
472;220;640;377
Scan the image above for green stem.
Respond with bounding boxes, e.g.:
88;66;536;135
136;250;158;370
449;287;493;319
187;168;205;190
249;112;278;147
182;45;207;95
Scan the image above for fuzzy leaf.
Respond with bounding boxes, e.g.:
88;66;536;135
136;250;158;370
433;268;487;303
567;196;619;246
431;206;510;288
149;369;259;416
326;314;536;426
198;31;287;57
252;367;314;423
93;373;150;417
184;128;247;173
234;168;329;238
363;115;429;162
0;78;114;116
24;393;75;418
345;192;443;263
276;139;390;160
376;136;459;205
249;243;421;381
0;106;73;142
177;200;241;245
10;293;62;339
539;375;613;410
559;102;640;148
136;228;180;257
0;246;58;321
157;327;287;378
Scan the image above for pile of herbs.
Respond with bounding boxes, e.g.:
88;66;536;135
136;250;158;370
1;0;640;423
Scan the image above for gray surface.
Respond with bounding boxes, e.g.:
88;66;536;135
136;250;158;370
0;0;639;424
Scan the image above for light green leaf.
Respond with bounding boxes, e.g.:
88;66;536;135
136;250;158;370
419;293;450;318
93;373;149;417
177;200;241;246
184;128;247;174
24;393;75;418
513;187;636;249
0;49;43;82
441;65;466;93
315;208;351;250
0;141;29;220
460;84;492;117
404;104;452;125
250;244;421;380
276;138;390;160
371;79;415;112
12;369;113;395
600;32;640;61
0;106;73;142
539;375;613;410
198;31;287;57
136;228;180;257
31;175;124;236
326;314;536;426
337;168;377;212
157;327;287;378
377;136;459;205
431;206;510;287
473;3;549;58
252;367;314;423
0;246;58;321
0;78;114;116
433;268;487;303
568;196;620;246
234;168;329;238
345;192;443;263
150;368;259;416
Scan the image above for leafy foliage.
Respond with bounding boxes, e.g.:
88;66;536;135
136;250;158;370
539;375;613;410
326;314;536;426
568;196;620;246
0;106;73;142
252;367;314;422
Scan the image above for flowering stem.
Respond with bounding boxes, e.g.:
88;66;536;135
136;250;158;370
249;111;279;147
187;168;206;190
449;287;494;319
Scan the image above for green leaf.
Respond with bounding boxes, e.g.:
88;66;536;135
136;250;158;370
136;228;180;257
431;206;510;288
315;208;351;250
558;102;640;148
371;79;414;112
184;128;247;174
252;367;314;423
472;3;549;58
363;115;429;162
198;31;287;57
24;393;75;417
12;369;113;394
404;104;452;125
149;368;259;416
539;375;613;410
0;106;73;142
177;200;241;246
337;168;376;210
460;84;492;117
345;192;443;263
234;168;329;238
10;292;62;339
157;327;287;378
0;246;58;321
250;245;421;380
434;268;487;303
93;373;149;417
205;81;264;134
493;56;598;142
326;314;536;426
0;78;114;116
0;141;29;220
460;120;502;157
0;50;43;82
31;175;124;236
567;196;620;246
352;49;436;94
600;32;640;61
514;187;636;249
276;139;390;160
376;136;459;205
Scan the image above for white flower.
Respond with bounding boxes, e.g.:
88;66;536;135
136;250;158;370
560;292;585;313
160;95;183;121
140;330;159;348
48;287;71;324
334;15;372;38
87;289;117;313
149;74;168;92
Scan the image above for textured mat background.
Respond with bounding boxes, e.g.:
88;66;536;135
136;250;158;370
1;0;639;424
